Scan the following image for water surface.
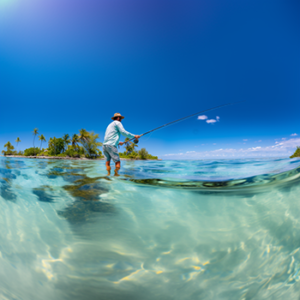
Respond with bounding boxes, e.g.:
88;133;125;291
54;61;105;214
1;157;300;300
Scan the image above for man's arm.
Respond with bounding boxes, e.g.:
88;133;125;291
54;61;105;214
116;122;136;139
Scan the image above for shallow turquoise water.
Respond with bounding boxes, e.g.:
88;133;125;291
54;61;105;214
1;156;300;300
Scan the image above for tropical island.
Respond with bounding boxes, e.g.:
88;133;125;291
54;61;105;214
290;147;300;159
1;128;158;160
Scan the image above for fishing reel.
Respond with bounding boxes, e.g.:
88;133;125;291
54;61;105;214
133;138;139;144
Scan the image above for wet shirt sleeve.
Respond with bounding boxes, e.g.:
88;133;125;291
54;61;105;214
116;122;135;139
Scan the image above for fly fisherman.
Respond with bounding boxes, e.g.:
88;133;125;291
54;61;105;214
103;113;140;176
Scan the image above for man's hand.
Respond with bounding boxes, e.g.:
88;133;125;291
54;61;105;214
119;142;124;146
134;135;141;139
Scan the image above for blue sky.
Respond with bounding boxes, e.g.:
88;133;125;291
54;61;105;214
0;0;299;159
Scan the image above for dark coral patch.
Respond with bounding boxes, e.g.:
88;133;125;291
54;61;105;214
57;199;114;224
44;165;113;224
58;173;112;224
0;168;17;179
0;179;16;202
63;176;109;201
45;169;85;183
32;186;55;203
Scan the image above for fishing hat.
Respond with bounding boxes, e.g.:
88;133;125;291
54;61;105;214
111;113;125;120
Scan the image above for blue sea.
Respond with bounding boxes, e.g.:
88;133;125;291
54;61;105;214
1;156;300;300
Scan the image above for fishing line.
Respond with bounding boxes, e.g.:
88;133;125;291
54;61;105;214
130;101;245;143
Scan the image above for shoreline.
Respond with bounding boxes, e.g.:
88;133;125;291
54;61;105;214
1;155;161;161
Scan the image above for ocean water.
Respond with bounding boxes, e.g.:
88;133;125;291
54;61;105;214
1;156;300;300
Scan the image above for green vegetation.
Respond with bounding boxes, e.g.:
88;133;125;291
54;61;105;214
15;137;21;151
139;148;149;159
24;147;41;156
32;128;39;156
38;134;46;150
2;129;104;159
79;131;103;158
2;141;16;156
124;137;138;155
62;134;70;152
290;147;300;158
48;137;65;155
79;128;90;142
2;129;158;160
71;134;80;149
119;139;158;160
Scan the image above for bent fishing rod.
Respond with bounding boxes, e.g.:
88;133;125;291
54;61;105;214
130;101;244;144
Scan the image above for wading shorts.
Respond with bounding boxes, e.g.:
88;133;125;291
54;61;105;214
103;145;120;163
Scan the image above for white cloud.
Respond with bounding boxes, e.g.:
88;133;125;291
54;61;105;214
206;119;217;124
163;138;300;159
291;133;297;137
243;139;248;142
199;115;220;124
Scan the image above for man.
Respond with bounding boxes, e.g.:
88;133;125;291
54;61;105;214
103;113;140;176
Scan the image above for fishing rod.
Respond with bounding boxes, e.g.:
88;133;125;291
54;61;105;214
129;101;244;144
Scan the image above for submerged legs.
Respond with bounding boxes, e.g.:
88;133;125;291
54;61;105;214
106;161;111;176
114;161;121;176
106;161;121;176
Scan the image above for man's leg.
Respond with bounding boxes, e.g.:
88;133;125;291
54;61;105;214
106;161;111;176
103;145;112;176
114;161;121;176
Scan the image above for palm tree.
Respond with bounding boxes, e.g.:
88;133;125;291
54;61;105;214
80;131;102;157
3;141;14;155
78;128;90;143
62;134;71;152
4;141;13;151
124;138;131;155
49;137;53;155
125;142;132;155
15;137;21;152
124;138;138;155
49;137;57;155
33;128;39;156
71;134;80;150
38;134;46;151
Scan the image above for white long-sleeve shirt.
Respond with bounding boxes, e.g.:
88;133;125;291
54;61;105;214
103;121;136;147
